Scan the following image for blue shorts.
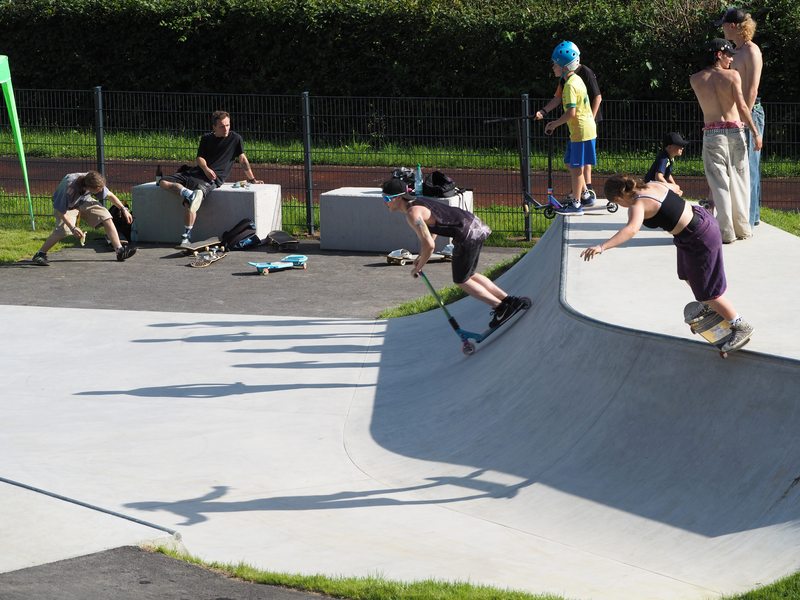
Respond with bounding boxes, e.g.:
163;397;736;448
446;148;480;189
564;139;597;169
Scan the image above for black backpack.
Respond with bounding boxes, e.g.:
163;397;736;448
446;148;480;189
422;171;457;198
221;218;261;250
109;203;133;242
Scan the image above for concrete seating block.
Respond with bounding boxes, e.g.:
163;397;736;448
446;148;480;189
131;182;282;243
319;187;474;252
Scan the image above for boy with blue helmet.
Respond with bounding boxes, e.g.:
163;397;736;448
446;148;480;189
543;42;598;215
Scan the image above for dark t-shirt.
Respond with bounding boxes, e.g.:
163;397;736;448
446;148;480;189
197;131;245;184
644;149;674;183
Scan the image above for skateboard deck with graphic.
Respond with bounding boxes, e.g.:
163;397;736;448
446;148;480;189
684;301;749;358
190;249;227;268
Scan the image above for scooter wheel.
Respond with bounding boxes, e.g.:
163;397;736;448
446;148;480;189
607;202;619;213
462;342;476;356
544;207;556;220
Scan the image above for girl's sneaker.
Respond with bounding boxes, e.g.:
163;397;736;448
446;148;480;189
721;320;754;353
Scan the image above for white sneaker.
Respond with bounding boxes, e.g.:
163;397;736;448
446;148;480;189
188;189;204;213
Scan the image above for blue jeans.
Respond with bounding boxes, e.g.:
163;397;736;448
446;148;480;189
746;100;764;227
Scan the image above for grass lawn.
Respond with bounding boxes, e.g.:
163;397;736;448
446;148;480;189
150;543;800;600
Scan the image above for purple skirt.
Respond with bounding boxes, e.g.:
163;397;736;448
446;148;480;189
673;206;727;301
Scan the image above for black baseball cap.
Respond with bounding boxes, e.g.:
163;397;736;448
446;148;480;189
381;178;410;197
663;132;689;148
706;38;738;55
715;8;747;25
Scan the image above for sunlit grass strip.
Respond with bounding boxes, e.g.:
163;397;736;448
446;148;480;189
151;545;566;600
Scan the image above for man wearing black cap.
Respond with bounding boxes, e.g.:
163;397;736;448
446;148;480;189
644;132;689;190
718;7;764;228
690;38;762;244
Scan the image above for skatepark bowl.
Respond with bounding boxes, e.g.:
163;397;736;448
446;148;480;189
2;207;800;600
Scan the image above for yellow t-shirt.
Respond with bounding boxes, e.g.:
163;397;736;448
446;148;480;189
562;73;597;143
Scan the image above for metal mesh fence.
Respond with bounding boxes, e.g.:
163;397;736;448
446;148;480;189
1;90;798;239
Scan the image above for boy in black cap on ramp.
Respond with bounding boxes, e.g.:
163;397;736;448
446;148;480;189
381;178;526;329
644;132;689;192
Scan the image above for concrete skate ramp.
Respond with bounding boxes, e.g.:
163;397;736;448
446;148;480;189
346;218;800;596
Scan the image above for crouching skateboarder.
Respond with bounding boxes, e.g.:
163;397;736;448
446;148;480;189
381;179;525;329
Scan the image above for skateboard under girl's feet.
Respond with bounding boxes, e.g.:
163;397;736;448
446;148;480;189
683;301;751;358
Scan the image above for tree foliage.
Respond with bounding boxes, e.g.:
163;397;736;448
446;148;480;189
0;0;796;100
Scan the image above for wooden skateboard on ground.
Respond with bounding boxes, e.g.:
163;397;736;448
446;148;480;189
248;254;308;275
684;301;749;358
385;248;450;266
266;230;299;251
176;237;224;256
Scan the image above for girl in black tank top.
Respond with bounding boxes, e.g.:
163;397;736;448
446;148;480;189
578;174;754;353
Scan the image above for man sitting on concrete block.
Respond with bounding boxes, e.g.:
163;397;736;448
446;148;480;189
157;110;263;246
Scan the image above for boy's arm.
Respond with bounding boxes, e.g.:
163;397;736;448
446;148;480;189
535;96;562;120
655;172;668;184
545;107;575;134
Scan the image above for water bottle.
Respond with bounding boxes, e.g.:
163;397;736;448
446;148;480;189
414;164;423;196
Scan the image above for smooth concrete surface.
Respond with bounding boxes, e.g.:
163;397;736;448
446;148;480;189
319;187;473;252
132;182;281;243
2;212;800;600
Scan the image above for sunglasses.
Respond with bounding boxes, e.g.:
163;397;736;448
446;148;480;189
382;193;404;203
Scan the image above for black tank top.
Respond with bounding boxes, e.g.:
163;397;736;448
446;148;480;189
639;187;685;232
407;197;475;242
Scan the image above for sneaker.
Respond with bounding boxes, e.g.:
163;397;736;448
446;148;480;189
489;298;515;329
179;234;191;248
553;201;583;216
504;295;526;311
116;246;137;261
580;190;596;207
721;319;754;353
188;189;204;213
684;302;715;324
32;251;49;266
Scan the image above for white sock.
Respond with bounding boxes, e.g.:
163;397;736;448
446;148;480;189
180;188;192;198
729;315;741;325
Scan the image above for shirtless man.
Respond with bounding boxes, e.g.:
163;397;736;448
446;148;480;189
690;38;762;244
718;8;764;228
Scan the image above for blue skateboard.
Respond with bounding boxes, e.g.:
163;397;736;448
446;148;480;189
248;255;308;275
418;272;530;355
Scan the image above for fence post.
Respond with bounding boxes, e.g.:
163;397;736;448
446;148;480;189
93;86;106;201
520;94;532;241
300;91;315;235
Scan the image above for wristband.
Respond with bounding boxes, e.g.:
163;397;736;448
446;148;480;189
538;108;548;116
599;244;604;253
247;178;256;184
70;225;77;233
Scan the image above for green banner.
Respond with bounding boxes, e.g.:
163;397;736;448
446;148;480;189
1;55;35;230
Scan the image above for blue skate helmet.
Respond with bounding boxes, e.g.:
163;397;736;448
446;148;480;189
552;41;580;73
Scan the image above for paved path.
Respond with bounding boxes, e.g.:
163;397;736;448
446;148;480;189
1;215;799;600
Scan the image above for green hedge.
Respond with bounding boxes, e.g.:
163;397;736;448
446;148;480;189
0;0;797;100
